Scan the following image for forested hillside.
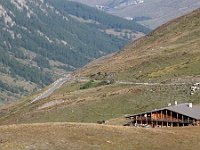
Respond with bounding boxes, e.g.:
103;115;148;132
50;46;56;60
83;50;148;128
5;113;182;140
0;0;150;103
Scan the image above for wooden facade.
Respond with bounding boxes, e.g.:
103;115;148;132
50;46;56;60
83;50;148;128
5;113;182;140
126;103;200;127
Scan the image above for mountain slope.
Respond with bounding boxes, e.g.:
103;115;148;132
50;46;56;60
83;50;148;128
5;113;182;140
0;0;149;103
78;8;200;81
71;0;200;28
1;8;200;126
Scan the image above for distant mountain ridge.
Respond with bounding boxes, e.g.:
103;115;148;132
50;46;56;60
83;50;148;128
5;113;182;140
0;0;150;103
71;0;200;28
96;0;144;10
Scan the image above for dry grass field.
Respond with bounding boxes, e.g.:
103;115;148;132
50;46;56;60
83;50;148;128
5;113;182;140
0;122;200;150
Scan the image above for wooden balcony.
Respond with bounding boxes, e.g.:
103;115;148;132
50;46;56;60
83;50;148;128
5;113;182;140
131;117;194;124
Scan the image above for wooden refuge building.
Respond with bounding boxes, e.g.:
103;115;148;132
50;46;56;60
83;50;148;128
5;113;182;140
125;103;200;127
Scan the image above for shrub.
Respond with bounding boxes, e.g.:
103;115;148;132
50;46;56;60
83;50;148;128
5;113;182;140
80;80;94;90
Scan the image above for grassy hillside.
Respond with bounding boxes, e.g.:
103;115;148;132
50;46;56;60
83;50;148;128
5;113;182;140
0;9;200;126
78;8;200;81
0;123;200;150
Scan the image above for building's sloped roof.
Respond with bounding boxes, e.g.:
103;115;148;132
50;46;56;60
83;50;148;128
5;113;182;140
126;103;200;120
166;103;200;119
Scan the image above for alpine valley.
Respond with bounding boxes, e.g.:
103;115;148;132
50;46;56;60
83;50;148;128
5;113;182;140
0;0;150;103
0;4;200;150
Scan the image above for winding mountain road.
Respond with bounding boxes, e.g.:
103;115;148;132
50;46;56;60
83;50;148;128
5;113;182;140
31;74;75;103
116;81;186;86
31;75;187;104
